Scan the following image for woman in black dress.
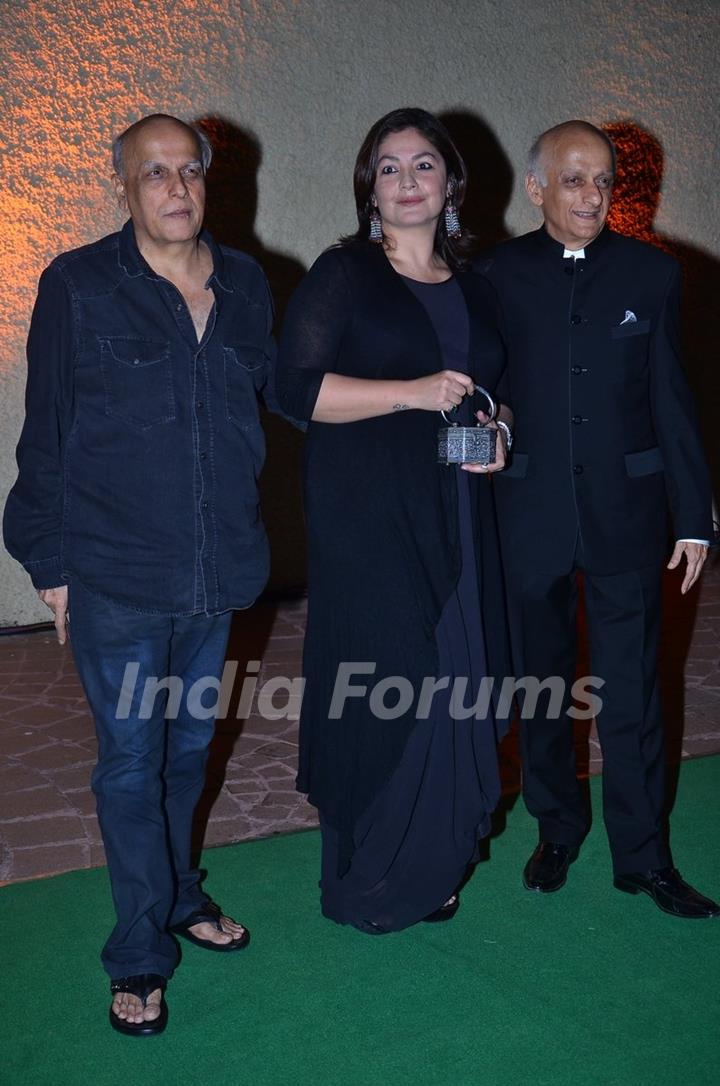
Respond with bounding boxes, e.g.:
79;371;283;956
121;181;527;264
276;108;512;934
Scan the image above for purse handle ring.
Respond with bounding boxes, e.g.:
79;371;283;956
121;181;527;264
440;383;497;426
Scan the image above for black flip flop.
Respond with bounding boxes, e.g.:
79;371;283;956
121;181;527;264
109;974;168;1036
171;900;250;952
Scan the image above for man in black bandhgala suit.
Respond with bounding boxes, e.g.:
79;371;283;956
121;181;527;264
481;120;719;919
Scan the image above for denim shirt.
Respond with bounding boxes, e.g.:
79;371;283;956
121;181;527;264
4;220;280;615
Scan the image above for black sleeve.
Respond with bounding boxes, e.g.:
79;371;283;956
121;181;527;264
275;249;352;422
252;266;280;414
650;262;714;540
3;264;76;589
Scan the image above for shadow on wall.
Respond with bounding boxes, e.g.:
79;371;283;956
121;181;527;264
603;120;720;505
438;110;514;249
196;115;308;595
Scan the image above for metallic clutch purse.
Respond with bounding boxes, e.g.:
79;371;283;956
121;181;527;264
437;384;497;465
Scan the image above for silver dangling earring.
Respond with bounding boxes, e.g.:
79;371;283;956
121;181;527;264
369;207;383;243
444;199;461;239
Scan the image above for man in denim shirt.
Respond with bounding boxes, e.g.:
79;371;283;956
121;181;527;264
4;114;279;1034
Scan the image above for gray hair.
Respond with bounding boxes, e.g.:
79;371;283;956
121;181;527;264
112;114;213;178
527;121;616;186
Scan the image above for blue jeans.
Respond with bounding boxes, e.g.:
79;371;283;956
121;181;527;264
68;579;233;979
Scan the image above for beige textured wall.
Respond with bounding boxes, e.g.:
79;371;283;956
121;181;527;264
2;0;719;625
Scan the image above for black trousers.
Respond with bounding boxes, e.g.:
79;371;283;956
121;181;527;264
507;545;672;875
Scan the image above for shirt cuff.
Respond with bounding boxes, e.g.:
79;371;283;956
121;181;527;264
24;557;65;590
676;539;710;546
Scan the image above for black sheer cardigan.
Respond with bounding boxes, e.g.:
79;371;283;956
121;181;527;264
276;241;510;855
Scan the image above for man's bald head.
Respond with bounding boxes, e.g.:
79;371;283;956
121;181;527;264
527;121;616;187
112;114;212;179
524;119;615;250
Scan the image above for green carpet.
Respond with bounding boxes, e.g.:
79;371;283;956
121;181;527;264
2;758;719;1086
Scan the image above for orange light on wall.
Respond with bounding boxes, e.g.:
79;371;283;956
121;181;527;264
0;0;241;381
604;121;670;252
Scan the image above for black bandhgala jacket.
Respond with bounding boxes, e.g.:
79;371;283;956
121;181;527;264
480;226;713;578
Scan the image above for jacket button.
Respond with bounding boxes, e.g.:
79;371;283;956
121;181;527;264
571;314;582;325
572;415;584;424
197;401;204;409
571;366;582;375
573;464;584;474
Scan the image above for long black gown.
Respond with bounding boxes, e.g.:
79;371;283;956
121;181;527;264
319;276;502;932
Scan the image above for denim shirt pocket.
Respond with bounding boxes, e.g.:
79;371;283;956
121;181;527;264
100;336;175;429
223;345;266;430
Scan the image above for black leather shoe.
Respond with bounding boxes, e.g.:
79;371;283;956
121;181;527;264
614;867;720;919
523;842;579;893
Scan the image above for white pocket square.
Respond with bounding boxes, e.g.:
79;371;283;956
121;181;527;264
620;310;637;325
